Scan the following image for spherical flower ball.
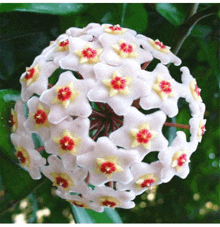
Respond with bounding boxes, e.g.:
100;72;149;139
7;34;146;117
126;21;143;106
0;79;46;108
10;23;206;212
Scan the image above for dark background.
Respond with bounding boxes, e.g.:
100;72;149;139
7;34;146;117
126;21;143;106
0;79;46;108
0;3;219;223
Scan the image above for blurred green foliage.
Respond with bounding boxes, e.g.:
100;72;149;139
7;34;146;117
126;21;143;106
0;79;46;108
0;3;219;223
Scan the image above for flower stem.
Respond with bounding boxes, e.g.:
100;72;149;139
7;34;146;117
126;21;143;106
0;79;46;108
109;181;114;188
164;122;190;130
171;5;217;56
141;61;151;70
36;146;45;152
85;172;90;184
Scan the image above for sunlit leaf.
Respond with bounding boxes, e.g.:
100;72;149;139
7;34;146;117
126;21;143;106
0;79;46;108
0;3;87;15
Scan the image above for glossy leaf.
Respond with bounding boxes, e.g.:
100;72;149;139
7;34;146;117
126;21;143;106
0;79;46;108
0;3;87;15
71;205;123;223
122;3;148;33
71;206;94;223
156;3;188;26
0;89;20;161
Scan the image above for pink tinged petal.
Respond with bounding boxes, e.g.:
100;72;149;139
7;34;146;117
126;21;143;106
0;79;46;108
99;33;153;66
99;47;123;66
60;37;102;79
88;62;150;115
24;96;51;143
87;85;109;103
189;105;206;145
20;56;58;102
137;35;181;66
56;188;103;212
12;99;27;134
40;71;93;124
158;131;193;182
160;167;175;183
11;133;46;180
46;116;95;158
117;161;162;193
110;107;168;160
88;23;136;37
180;66;203;116
41;155;87;194
77;137;139;186
140;63;183;118
66;23;100;37
93;186;136;210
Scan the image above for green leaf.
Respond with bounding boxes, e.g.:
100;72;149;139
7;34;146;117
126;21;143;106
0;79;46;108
0;3;86;15
0;89;20;160
71;206;94;223
122;4;148;33
156;3;187;26
87;207;123;223
0;151;44;206
198;40;220;90
71;205;123;223
191;24;212;38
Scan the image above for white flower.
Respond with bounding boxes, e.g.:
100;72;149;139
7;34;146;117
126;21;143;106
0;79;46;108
24;96;51;143
137;35;181;66
139;63;184;118
40;71;93;124
110;107;168;161
99;32;153;66
92;185;136;212
11;133;46;179
41;155;87;195
66;23;100;37
56;189;103;212
59;37;103;79
10;23;206;212
87;23;136;37
87;62;150;115
77;137;140;186
44;116;95;170
10;99;26;134
189;102;206;144
180;66;203;117
116;161;163;196
44;32;93;65
158;131;196;183
20;56;58;102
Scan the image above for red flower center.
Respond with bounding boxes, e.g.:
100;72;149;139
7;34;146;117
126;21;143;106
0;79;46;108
177;153;187;167
159;80;172;94
57;87;72;101
136;129;152;144
25;68;35;80
110;76;127;90
56;176;69;188
10;114;15;127
119;42;133;53
34;109;47;125
141;178;155;188
194;84;201;96
102;200;116;208
59;39;69;47
155;41;166;49
201;125;206;136
109;25;122;31
59;136;75;151
16;151;26;164
82;47;97;59
100;162;116;174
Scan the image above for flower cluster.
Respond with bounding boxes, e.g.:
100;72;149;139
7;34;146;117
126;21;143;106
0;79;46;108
10;23;206;212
